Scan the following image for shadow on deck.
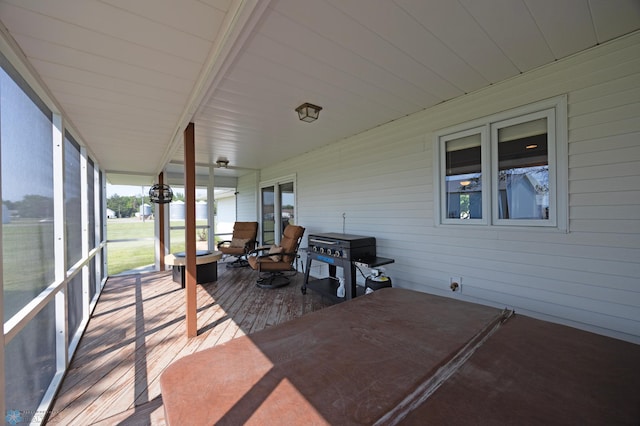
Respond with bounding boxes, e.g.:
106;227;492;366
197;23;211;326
47;261;331;425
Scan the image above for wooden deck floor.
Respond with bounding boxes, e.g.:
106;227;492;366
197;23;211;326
46;262;331;425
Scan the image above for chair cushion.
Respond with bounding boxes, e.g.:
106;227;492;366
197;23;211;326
219;246;245;255
268;244;283;261
233;222;259;240
230;237;250;248
280;225;305;263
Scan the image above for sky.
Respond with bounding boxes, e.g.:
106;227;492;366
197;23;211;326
106;184;149;198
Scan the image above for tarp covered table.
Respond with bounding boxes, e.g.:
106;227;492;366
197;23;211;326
160;288;640;425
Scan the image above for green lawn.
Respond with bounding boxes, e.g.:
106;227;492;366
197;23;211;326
2;218;215;301
107;219;154;275
106;219;210;275
106;219;155;239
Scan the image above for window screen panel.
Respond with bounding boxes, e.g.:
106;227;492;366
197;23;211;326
65;133;82;268
1;63;55;321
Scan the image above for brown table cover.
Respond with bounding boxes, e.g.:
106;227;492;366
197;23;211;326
160;288;640;425
401;314;640;425
160;288;505;425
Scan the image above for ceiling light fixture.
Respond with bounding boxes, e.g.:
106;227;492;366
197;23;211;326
216;158;229;168
526;144;538;149
295;102;323;122
460;180;471;187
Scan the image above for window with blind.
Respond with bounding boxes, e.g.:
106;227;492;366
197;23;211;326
493;111;554;225
436;96;567;229
442;127;487;224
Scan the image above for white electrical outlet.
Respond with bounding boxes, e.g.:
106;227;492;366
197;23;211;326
450;277;462;293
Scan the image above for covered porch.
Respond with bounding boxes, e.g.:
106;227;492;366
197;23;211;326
1;1;639;424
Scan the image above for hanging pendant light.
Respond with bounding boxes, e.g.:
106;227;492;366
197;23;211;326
149;183;174;204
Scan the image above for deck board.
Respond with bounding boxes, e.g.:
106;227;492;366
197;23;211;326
46;263;331;425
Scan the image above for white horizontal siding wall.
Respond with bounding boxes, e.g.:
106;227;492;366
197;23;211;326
236;171;258;222
258;32;640;343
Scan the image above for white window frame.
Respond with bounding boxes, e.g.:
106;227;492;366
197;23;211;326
491;108;556;227
439;125;489;225
434;96;568;231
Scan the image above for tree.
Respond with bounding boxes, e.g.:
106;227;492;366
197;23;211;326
107;194;137;217
16;194;54;219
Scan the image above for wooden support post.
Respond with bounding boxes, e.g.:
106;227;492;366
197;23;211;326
184;123;197;337
158;171;166;271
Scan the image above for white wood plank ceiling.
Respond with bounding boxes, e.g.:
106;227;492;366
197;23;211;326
1;0;639;183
